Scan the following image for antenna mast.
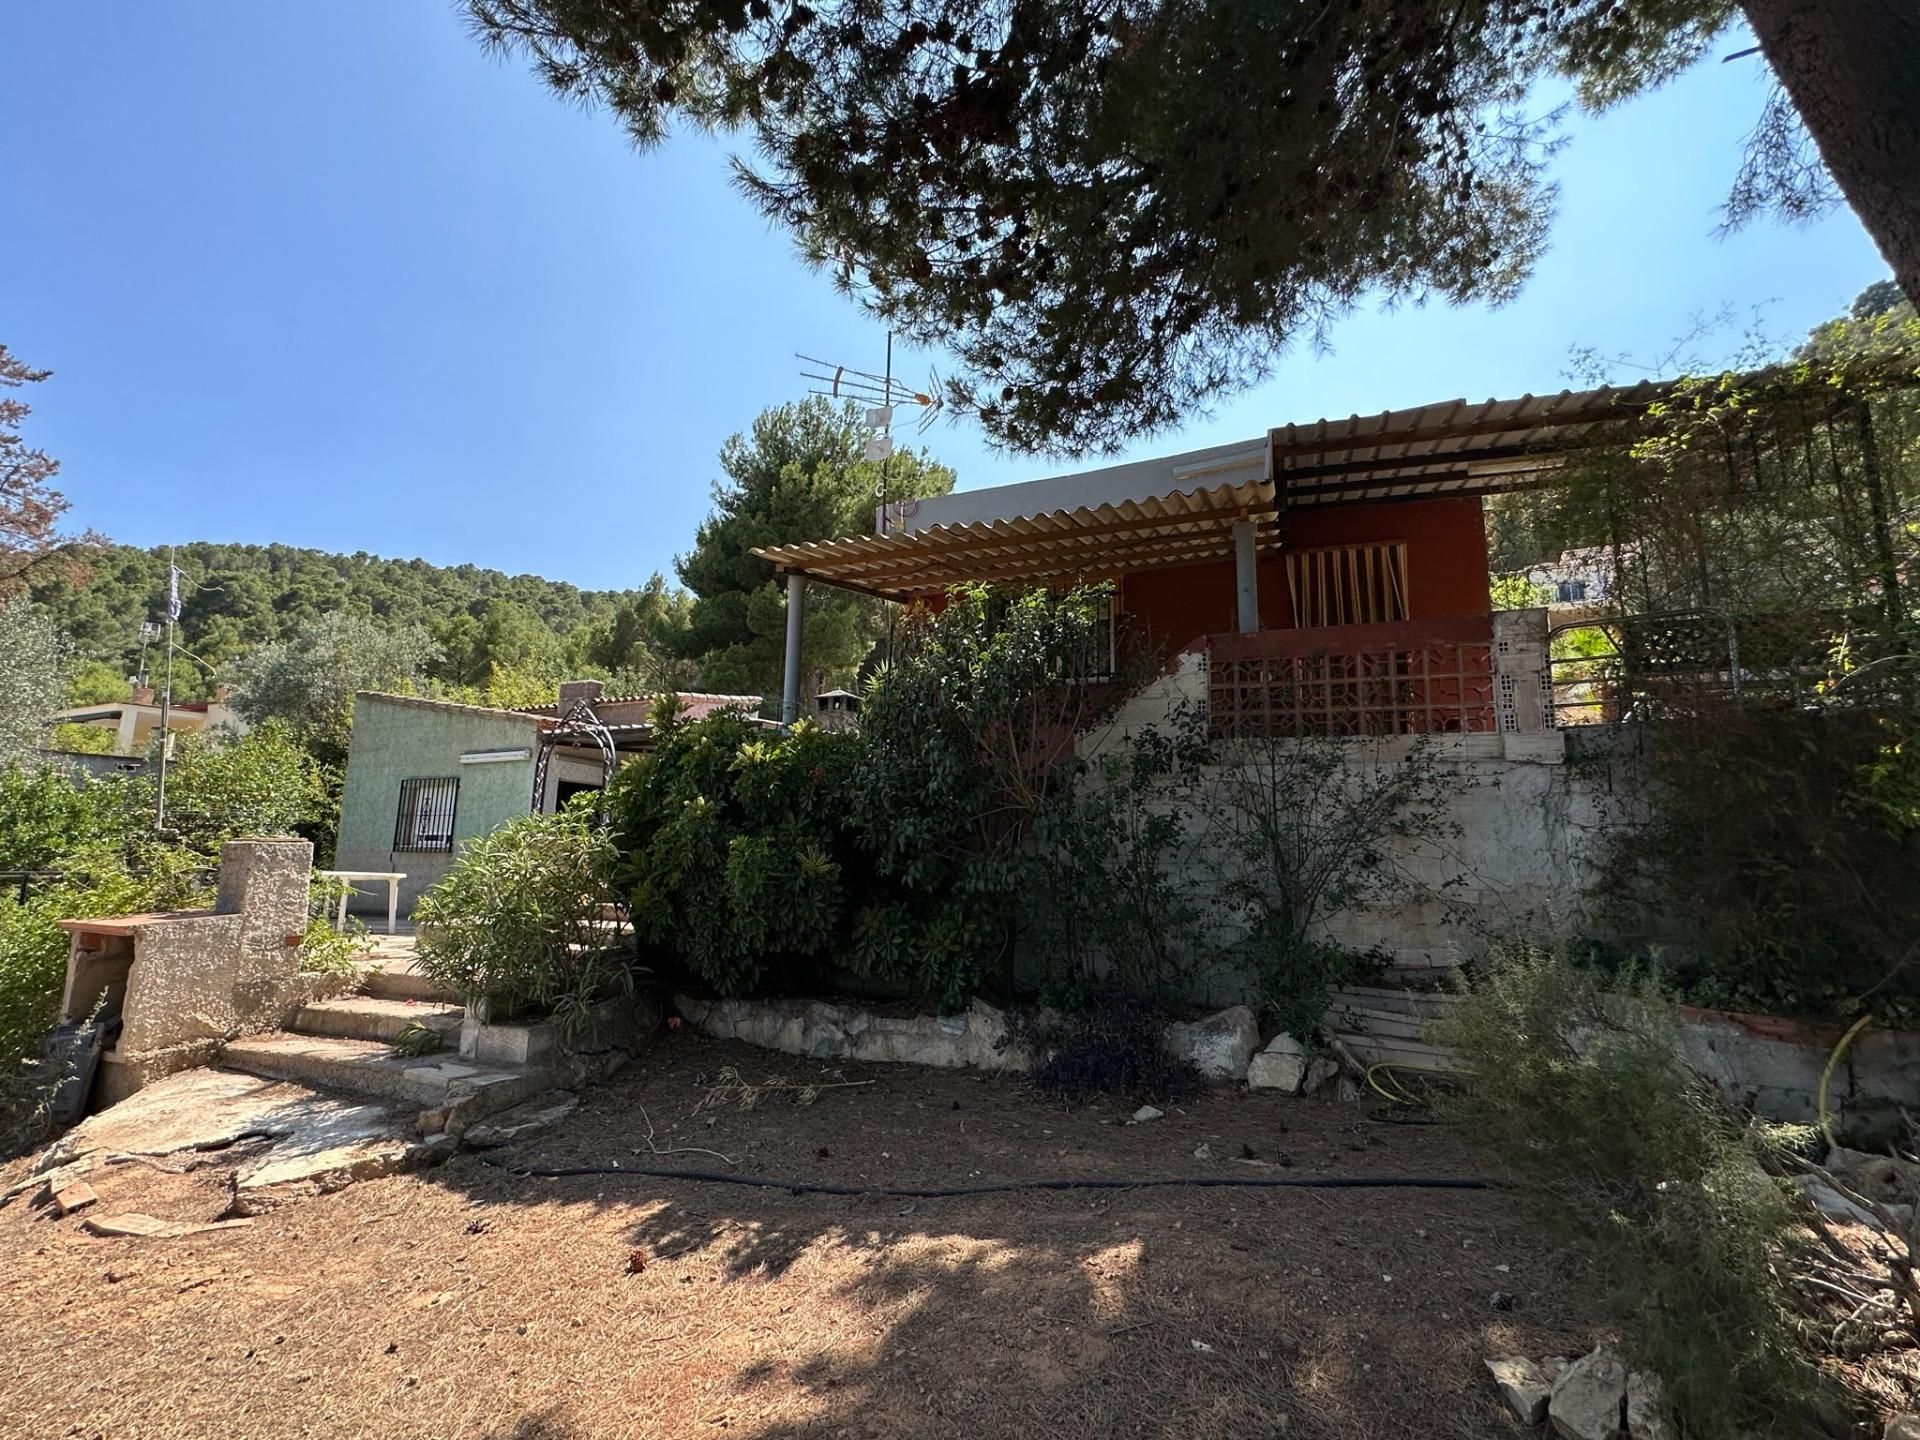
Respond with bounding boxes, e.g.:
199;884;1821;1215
154;549;180;833
797;340;943;535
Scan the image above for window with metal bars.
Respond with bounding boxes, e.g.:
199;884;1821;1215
1284;542;1409;628
393;777;459;853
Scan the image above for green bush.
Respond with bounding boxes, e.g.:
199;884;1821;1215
152;722;333;859
0;844;213;1144
1024;702;1218;1004
609;711;871;997
852;584;1146;1004
413;805;630;1024
0;765;119;873
1435;944;1838;1438
1593;704;1920;1022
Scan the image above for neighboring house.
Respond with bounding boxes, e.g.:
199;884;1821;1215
34;748;152;783
755;385;1667;737
332;682;761;916
1527;547;1616;609
52;684;246;756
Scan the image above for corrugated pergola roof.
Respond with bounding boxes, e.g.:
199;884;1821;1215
755;380;1666;600
1272;381;1663;508
758;477;1280;600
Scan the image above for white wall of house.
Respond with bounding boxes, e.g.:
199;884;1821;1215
1066;616;1633;1003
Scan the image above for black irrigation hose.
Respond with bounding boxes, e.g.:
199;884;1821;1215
476;1154;1491;1198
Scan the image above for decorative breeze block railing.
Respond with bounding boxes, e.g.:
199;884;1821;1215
1205;616;1502;738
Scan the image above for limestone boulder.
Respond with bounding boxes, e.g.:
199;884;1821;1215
1485;1356;1552;1425
1884;1414;1920;1440
1166;1006;1260;1080
1550;1347;1627;1440
1248;1035;1310;1093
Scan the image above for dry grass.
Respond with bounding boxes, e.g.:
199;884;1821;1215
0;1035;1608;1439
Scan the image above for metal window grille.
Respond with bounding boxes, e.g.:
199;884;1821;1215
1084;589;1117;680
393;777;459;853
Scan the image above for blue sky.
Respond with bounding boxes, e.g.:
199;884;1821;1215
1;5;1891;592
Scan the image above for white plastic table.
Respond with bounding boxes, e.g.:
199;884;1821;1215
317;870;406;935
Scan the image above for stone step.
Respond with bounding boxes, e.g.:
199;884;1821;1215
292;996;465;1045
354;956;459;1005
219;1033;543;1135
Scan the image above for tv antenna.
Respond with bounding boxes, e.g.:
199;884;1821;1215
798;333;944;535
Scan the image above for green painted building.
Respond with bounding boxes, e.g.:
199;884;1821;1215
333;687;762;918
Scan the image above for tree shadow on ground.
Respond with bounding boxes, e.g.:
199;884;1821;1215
0;1035;1602;1440
412;1036;1604;1440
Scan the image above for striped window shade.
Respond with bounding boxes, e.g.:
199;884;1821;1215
1284;542;1409;628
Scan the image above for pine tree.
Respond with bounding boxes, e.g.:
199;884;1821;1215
468;0;1919;452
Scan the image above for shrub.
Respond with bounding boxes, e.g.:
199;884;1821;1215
0;844;212;1146
1024;701;1218;1003
1202;730;1460;1036
1021;992;1201;1103
0;764;117;873
1435;944;1839;1439
610;712;869;996
153;722;334;860
852;583;1157;1002
1592;703;1920;1022
413;806;629;1024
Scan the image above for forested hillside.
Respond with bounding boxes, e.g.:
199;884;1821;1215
29;541;665;700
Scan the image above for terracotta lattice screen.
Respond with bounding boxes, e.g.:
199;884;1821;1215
1284;542;1408;628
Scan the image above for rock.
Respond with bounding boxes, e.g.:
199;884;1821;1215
1192;1143;1212;1161
1792;1174;1896;1230
462;1091;579;1149
1132;1106;1164;1123
1485;1356;1552;1425
1542;1357;1571;1383
1165;1006;1260;1081
52;1181;99;1216
83;1212;254;1240
1626;1372;1672;1440
1549;1347;1627;1440
1885;1415;1920;1440
1302;1057;1339;1094
1248;1035;1310;1093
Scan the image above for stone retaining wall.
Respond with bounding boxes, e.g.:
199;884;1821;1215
676;995;1266;1080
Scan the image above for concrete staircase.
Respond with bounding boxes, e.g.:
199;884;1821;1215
217;941;548;1138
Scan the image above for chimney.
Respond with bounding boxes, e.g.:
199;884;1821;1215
558;679;605;713
130;684;155;705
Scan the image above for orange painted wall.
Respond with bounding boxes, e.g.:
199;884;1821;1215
1119;496;1491;656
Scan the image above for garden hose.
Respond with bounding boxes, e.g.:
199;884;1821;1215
1817;1013;1874;1151
1364;1060;1462;1108
475;1154;1491;1197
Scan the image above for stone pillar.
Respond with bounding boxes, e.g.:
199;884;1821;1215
1233;520;1259;634
782;572;807;725
217;837;314;960
558;679;605;711
1492;607;1551;734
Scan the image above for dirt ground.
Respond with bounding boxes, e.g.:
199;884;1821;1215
0;1033;1610;1440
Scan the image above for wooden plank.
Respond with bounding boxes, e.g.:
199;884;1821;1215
1329;1031;1467;1072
